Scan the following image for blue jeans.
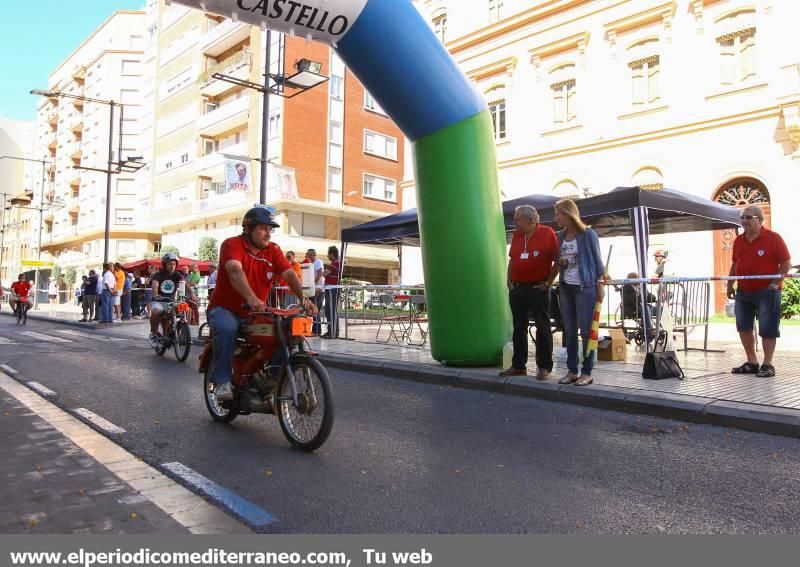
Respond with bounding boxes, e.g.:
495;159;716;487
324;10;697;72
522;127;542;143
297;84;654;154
100;290;113;322
325;288;340;337
735;288;781;338
208;307;287;386
559;283;597;375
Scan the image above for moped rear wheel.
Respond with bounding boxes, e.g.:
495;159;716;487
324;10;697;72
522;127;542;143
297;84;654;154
203;352;239;423
173;321;191;362
277;356;334;452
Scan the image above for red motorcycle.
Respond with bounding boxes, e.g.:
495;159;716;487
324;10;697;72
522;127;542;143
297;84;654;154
198;306;334;452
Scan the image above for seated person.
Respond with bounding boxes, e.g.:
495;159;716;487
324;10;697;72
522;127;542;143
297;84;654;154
621;272;657;321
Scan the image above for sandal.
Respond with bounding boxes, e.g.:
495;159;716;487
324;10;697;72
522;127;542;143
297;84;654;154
575;374;593;386
731;362;759;374
756;364;776;378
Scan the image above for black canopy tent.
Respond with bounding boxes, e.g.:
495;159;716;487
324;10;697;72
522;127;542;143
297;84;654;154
342;187;741;245
341;187;742;349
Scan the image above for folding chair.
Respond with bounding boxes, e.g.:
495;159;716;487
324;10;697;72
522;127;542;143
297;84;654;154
375;293;407;343
406;295;429;346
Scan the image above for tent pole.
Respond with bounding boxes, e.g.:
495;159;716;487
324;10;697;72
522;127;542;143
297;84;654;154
340;242;349;341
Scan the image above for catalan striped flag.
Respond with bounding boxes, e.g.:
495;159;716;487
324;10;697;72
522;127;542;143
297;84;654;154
587;245;613;354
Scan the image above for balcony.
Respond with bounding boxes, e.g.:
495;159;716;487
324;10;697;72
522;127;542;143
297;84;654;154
47;139;57;153
197;96;249;137
69;175;81;188
192;187;247;215
198;50;253;97
72;66;86;83
69;144;82;163
47;112;58;128
201;19;251;57
195;142;248;176
71;119;83;134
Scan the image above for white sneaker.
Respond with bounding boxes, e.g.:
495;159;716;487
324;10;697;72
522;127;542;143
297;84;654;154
149;333;159;348
215;382;233;401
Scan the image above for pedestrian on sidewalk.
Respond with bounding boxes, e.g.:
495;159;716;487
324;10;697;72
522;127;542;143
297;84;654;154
728;204;792;378
81;270;98;322
121;273;133;320
94;268;103;321
550;198;605;387
112;263;125;322
499;206;559;380
47;279;57;305
305;249;325;335
322;246;341;339
100;263;116;323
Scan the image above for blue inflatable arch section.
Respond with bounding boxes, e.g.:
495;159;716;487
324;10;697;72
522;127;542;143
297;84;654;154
173;0;510;365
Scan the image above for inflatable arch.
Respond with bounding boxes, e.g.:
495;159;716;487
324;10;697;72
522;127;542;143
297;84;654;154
174;0;509;365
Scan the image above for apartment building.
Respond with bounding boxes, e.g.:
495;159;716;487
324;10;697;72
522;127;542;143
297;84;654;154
138;0;404;284
28;10;155;271
405;0;800;310
0;117;38;285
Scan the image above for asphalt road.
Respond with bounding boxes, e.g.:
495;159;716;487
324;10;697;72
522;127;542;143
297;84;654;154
2;316;800;534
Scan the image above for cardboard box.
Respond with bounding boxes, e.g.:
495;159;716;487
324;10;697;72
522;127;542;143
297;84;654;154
597;328;627;361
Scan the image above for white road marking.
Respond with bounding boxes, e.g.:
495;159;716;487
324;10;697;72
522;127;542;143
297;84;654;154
18;330;73;343
0;364;18;374
72;408;127;434
162;462;278;527
0;337;18;345
56;329;129;342
27;381;56;397
0;371;250;534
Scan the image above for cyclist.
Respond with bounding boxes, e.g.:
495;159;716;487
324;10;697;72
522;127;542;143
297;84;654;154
9;274;33;316
207;207;315;401
148;253;185;347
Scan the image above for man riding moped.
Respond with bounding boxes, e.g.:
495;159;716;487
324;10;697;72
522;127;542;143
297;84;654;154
149;253;185;347
207;207;315;401
9;274;33;315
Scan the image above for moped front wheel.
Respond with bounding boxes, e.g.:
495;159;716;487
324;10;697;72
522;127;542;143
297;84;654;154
277;356;334;452
173;320;191;362
203;351;239;423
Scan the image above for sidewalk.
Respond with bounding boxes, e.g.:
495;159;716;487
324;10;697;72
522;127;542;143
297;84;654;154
0;369;251;534
12;307;800;439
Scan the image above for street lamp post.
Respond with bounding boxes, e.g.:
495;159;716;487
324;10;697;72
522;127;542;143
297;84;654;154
210;32;328;205
0;155;50;308
30;90;144;265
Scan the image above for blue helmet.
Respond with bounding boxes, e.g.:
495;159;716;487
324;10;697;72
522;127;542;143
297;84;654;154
242;207;280;230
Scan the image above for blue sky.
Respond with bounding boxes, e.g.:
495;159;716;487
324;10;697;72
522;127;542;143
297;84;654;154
0;0;145;122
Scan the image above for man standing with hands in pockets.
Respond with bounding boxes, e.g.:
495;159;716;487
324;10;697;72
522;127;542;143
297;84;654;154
500;205;560;379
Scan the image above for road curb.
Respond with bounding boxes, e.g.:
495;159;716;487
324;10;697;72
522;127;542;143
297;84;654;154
319;354;800;439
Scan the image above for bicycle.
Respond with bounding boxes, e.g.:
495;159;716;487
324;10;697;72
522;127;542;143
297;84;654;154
151;296;191;362
11;296;28;325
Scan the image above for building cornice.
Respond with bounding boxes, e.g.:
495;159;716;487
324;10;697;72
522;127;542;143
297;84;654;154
447;0;591;55
466;56;518;81
604;1;677;48
529;31;589;68
498;106;782;169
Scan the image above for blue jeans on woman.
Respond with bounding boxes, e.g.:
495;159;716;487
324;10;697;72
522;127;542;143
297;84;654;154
559;283;597;376
100;289;114;323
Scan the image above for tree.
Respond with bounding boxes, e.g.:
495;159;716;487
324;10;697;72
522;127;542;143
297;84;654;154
161;245;180;257
198;237;218;262
116;255;130;265
52;264;62;281
65;267;77;286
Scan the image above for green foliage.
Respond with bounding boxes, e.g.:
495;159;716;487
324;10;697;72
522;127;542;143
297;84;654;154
781;278;800;319
51;265;62;281
197;237;218;262
116;255;129;265
143;252;159;259
64;267;77;286
161;245;180;257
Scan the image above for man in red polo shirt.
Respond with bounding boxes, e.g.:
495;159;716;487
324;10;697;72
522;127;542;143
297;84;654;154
500;205;559;379
207;206;315;401
727;205;791;378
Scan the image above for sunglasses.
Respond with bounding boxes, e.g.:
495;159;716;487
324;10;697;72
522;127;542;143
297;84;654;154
740;215;760;220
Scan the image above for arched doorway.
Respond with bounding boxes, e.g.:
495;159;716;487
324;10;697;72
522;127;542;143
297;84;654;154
712;178;771;312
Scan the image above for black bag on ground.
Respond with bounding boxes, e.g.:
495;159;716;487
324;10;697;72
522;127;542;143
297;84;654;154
643;351;684;380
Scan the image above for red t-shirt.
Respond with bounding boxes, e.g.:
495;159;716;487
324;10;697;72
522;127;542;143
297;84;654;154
209;235;292;317
508;225;559;283
11;281;31;299
325;259;340;286
733;228;791;292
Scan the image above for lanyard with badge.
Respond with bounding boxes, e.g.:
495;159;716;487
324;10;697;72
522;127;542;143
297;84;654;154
520;230;537;260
